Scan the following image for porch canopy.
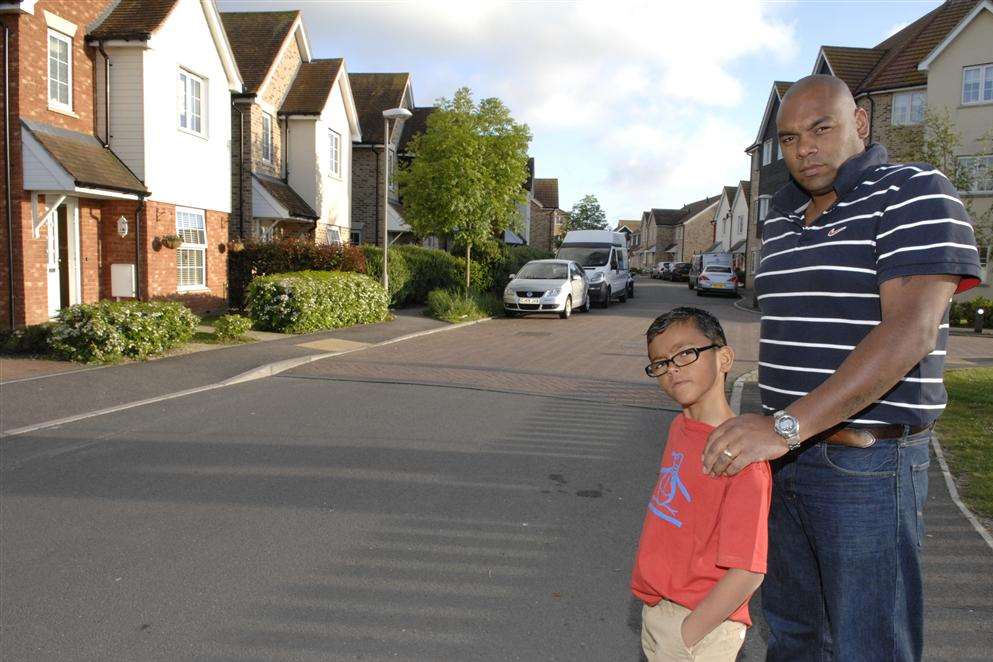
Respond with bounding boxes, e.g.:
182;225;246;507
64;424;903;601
730;239;747;254
252;174;319;235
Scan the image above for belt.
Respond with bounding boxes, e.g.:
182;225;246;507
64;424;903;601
819;423;932;448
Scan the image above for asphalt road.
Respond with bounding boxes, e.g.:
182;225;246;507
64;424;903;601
0;282;772;661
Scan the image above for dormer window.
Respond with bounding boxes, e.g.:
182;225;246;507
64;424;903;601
178;69;206;136
47;29;72;112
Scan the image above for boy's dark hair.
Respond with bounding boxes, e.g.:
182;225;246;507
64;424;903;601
646;307;727;347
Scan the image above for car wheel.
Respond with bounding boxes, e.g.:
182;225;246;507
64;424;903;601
628;283;635;298
619;287;627;303
559;296;572;319
688;281;694;290
601;288;611;309
580;294;591;312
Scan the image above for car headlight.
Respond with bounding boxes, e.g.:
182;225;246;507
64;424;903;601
588;272;604;283
504;286;515;297
543;288;561;297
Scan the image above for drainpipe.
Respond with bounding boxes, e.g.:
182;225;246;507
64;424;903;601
134;196;144;300
3;23;13;329
97;43;111;146
866;94;876;144
374;145;381;246
235;104;245;239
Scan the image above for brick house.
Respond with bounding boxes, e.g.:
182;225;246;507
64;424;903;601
220;10;361;245
1;0;242;328
530;177;565;252
673;196;721;263
348;72;416;246
712;183;750;273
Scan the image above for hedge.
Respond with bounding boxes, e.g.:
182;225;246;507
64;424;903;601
213;313;253;341
360;244;412;305
48;300;199;363
246;270;389;333
950;297;993;329
229;239;366;308
0;322;54;355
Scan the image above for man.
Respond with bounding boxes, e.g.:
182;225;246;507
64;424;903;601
702;75;982;661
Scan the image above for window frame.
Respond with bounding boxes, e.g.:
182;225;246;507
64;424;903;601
758;195;771;221
178;68;207;138
349;228;362;244
762;139;773;166
176;207;208;291
261;112;274;163
891;91;926;126
325;226;341;244
962;64;993;105
329;129;341;178
47;28;73;113
958;154;993;194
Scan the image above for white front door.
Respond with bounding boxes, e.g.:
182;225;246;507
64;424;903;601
45;198;80;319
46;209;61;319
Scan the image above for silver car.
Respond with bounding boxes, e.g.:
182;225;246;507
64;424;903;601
503;259;590;319
695;265;739;296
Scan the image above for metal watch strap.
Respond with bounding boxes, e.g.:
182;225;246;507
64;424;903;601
774;410;802;451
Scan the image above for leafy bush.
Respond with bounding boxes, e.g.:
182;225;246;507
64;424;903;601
461;241;554;293
213;313;253;341
426;288;502;323
360;245;411;305
229;238;366;307
48;301;199;363
246;270;389;333
950;297;993;329
0;323;54;355
396;245;482;300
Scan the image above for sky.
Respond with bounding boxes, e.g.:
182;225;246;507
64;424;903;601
216;0;944;224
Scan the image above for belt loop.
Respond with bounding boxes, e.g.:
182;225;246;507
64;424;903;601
902;424;910;439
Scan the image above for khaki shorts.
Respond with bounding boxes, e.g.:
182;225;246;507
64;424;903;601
641;599;747;662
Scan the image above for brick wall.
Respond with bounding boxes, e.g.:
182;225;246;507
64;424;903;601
251;38;301;178
229;102;253;240
529;205;553;252
682;209;715;260
866;92;923;163
351;146;382;245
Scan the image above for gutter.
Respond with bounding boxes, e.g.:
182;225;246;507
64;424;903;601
3;22;12;328
134;195;145;301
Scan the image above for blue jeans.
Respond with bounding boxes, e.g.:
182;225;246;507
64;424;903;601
763;429;931;661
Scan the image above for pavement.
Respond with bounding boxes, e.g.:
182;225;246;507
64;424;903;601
1;278;991;660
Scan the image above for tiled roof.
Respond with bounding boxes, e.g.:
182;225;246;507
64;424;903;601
220;11;299;94
651;208;683;226
859;0;979;92
280;59;343;115
820;46;887;92
615;219;641;232
348;73;411;145
677;195;719;222
88;0;178;41
23;120;147;194
254;175;318;220
738;180;751;201
774;81;794;98
722;185;738;204
399;106;436;152
533;179;560;209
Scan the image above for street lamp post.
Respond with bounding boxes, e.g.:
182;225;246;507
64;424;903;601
381;107;413;292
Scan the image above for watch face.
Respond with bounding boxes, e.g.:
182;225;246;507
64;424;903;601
776;416;798;435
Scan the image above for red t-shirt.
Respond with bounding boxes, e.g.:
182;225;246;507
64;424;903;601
631;414;772;626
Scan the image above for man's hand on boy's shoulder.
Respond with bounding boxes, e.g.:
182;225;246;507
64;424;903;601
703;414;789;476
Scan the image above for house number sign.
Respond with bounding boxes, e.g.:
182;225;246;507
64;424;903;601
117;216;128;238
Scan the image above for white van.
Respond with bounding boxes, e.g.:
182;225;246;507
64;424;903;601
556;230;633;308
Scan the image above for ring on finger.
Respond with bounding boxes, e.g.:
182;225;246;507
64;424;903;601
722;448;736;459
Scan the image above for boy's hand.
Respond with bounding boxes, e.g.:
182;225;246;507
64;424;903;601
703;414;789;476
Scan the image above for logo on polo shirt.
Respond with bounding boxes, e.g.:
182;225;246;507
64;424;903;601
648;451;692;528
827;226;847;237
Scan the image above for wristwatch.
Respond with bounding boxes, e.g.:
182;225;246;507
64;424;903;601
773;410;802;451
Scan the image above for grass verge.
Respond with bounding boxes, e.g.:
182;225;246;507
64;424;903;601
425;289;502;323
935;367;993;520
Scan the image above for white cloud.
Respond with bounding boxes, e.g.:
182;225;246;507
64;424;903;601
219;0;796;218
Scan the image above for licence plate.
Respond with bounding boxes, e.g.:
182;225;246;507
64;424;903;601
520;297;541;304
711;283;725;288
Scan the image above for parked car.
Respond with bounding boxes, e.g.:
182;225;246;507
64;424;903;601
504;259;590;319
689;251;732;290
695;265;739;296
668;262;691;282
659;263;675;280
556;230;632;308
653;262;672;279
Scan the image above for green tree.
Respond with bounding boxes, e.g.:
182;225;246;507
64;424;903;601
563;194;608;232
399;88;531;290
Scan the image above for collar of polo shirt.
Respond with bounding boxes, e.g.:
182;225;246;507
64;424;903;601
774;143;889;216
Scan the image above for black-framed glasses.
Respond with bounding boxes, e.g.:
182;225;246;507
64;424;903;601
644;344;722;378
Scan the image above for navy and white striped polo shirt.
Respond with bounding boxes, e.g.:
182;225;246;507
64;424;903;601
756;143;982;427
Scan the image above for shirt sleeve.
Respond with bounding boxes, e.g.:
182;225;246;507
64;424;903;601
716;462;771;573
875;168;983;294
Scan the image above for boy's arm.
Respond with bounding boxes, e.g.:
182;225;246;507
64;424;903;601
681;569;763;648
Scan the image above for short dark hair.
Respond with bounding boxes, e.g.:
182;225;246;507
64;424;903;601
646;307;727;347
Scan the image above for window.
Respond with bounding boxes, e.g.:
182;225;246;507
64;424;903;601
178;69;205;136
892;91;926;125
261;112;273;163
325;226;341;244
777;139;783;160
350;228;362;244
762;139;773;166
737;214;744;234
329;129;341;177
758;196;771;221
959;155;993;193
176;208;207;289
47;29;72;111
962;65;993;105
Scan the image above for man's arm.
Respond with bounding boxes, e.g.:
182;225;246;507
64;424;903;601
702;273;958;476
681;569;763;647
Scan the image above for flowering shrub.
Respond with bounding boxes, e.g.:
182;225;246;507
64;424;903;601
213;313;253;341
360;245;412;305
48;301;199;363
246;270;389;333
228;238;367;307
0;323;54;355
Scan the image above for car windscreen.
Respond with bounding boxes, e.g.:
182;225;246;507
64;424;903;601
516;263;569;280
557;246;610;267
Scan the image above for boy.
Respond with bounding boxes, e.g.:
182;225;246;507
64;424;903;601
631;307;771;661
